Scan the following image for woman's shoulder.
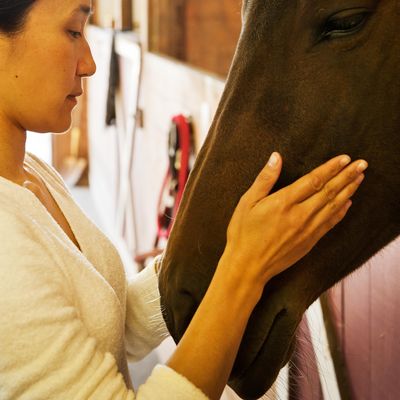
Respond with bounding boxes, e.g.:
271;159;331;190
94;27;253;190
0;199;42;243
0;153;68;240
0;204;28;234
0;179;53;250
0;201;66;280
0;211;52;275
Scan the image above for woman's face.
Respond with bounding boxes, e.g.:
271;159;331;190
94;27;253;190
0;0;96;134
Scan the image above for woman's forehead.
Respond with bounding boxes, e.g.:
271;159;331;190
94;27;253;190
32;0;92;18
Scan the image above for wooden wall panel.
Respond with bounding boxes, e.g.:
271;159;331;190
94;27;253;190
335;237;400;400
149;0;186;59
328;282;344;346
370;239;400;400
185;0;242;77
325;285;354;399
149;0;241;77
343;264;372;399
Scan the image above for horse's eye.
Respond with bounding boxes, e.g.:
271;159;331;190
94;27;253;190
320;10;370;40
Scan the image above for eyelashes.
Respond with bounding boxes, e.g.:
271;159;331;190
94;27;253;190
319;9;371;41
68;30;82;39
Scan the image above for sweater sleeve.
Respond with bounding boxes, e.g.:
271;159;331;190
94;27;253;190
137;365;209;399
0;212;208;400
125;256;170;361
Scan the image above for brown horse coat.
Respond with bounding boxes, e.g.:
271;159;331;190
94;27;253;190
159;1;400;398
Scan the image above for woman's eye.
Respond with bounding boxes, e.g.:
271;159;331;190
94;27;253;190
69;30;82;39
320;10;370;40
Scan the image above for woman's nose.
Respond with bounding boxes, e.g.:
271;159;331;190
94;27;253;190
78;42;97;77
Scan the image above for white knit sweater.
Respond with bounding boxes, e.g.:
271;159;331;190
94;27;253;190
0;153;208;400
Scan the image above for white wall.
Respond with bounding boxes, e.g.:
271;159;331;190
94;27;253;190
26;131;52;164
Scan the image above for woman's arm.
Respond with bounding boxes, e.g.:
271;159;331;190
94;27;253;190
167;153;367;400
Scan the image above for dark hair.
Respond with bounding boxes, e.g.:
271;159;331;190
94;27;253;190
0;0;36;37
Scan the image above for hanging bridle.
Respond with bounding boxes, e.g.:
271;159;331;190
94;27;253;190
135;114;195;267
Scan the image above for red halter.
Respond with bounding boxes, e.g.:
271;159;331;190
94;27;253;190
156;114;194;246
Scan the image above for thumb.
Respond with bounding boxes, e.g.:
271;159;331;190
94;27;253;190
244;152;283;204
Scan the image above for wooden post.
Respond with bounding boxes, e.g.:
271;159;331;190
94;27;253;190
119;0;133;31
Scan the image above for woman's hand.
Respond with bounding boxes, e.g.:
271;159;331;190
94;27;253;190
222;152;368;286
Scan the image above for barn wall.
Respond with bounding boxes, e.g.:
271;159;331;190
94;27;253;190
86;25;225;252
148;0;241;77
185;0;242;76
329;238;400;400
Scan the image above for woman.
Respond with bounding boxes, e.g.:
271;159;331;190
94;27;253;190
0;1;368;399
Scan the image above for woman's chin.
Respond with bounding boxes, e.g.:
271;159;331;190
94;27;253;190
52;127;73;135
29;114;73;134
51;116;74;134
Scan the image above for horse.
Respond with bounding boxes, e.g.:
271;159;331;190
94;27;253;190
158;1;400;398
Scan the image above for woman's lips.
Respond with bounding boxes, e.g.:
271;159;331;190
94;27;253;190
66;95;78;105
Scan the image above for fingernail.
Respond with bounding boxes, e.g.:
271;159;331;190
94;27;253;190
340;155;351;167
268;152;279;168
345;200;352;210
357;161;368;173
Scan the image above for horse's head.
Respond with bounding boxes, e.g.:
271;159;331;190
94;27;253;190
159;1;400;398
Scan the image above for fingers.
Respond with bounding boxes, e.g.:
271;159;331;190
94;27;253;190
305;198;353;253
283;155;353;204
303;165;367;244
313;197;354;243
310;174;363;231
301;160;368;217
242;152;283;204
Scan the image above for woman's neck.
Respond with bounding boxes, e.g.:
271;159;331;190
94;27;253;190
0;114;28;184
